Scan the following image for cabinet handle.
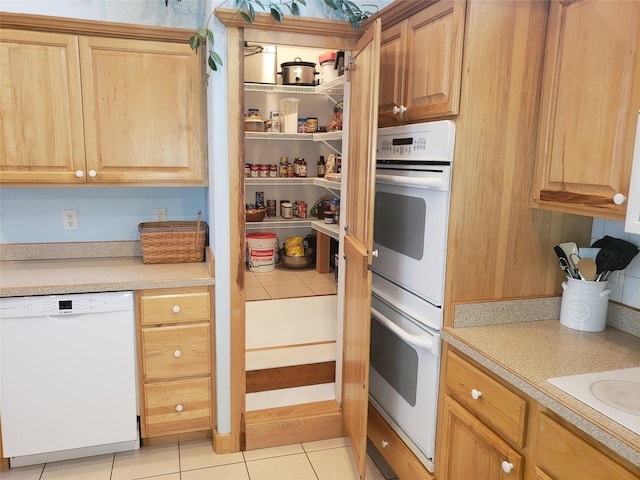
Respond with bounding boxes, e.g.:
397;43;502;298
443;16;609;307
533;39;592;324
381;440;389;448
613;193;627;205
88;170;97;178
172;305;181;314
501;461;513;474
392;105;407;115
174;350;182;358
371;249;379;258
175;404;183;412
75;170;84;178
471;388;482;400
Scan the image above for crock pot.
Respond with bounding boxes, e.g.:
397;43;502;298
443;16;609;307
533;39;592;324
278;57;318;86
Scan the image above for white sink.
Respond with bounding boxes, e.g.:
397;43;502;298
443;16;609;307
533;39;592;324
548;367;640;435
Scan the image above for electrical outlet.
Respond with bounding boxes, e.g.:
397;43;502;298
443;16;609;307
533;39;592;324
63;209;78;231
153;208;167;222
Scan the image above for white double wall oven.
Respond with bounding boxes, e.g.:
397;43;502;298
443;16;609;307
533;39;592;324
368;120;455;473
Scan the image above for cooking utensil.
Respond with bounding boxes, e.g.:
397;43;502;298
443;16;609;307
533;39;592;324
278;58;318;86
554;245;579;279
592;235;639;271
577;258;597;281
559;242;581;275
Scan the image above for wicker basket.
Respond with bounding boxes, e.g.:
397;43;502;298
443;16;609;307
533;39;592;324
138;221;207;264
246;207;267;222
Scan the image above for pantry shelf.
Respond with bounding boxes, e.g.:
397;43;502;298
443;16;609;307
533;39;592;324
244;76;345;95
311;220;340;240
244;131;343;142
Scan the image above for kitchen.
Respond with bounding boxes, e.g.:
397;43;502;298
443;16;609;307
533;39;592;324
1;1;640;479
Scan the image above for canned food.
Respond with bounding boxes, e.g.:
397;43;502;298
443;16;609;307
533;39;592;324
269;164;277;177
255;191;265;207
298;118;307;133
245;164;251;177
266;199;276;217
250;165;259;177
307;117;318;133
279;163;289;177
298;201;307;219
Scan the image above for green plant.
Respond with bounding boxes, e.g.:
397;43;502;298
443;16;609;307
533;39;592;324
166;0;376;72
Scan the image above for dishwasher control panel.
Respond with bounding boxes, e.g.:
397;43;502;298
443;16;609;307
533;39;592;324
0;291;134;318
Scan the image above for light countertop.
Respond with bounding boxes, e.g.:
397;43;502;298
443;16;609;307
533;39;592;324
0;243;214;297
444;312;640;467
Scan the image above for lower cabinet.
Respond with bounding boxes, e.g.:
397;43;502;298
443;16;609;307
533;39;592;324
436;344;640;480
136;286;214;439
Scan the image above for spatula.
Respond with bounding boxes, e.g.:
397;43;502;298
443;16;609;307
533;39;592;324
577;258;597;281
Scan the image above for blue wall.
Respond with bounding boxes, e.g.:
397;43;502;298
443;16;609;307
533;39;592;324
0;187;207;243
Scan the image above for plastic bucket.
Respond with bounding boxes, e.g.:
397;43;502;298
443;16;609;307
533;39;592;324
559;276;611;332
247;232;277;272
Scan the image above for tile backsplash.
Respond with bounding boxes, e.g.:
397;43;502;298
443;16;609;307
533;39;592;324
591;218;640;309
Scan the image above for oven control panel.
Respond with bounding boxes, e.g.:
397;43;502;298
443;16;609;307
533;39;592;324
377;120;456;162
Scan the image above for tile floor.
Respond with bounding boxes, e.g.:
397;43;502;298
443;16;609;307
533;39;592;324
246;266;337;301
0;437;399;480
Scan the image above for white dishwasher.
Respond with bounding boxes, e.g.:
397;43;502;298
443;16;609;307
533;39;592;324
0;291;139;467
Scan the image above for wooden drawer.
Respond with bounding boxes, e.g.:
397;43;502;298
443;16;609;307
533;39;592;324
139;288;211;325
142;323;210;381
367;402;433;479
535;412;639;480
143;377;211;436
446;350;528;447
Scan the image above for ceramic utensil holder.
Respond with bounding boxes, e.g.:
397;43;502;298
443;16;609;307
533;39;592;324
560;276;611;332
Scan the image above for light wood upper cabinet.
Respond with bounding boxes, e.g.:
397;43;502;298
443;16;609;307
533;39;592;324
0;30;86;183
0;25;206;186
80;37;206;185
378;0;465;126
533;0;640;219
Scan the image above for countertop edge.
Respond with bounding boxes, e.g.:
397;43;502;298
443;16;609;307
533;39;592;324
442;329;640;468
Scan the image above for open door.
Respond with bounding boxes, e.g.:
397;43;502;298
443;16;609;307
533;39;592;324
342;18;381;480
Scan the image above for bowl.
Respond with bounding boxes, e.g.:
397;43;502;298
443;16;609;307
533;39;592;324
279;248;315;269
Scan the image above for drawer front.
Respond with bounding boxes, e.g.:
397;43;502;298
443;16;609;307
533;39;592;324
367;403;433;480
143;377;211;436
142;323;210;381
446;350;528;447
140;288;211;325
536;413;639;480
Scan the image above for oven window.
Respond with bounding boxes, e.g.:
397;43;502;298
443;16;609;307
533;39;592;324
370;316;418;406
374;192;425;260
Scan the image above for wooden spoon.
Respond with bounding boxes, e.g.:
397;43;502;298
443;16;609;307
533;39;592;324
577;258;598;281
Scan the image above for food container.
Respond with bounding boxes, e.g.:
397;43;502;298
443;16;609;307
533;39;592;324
246;207;267;222
279;98;300;133
280;248;315;269
278;58;318;86
244;116;264;132
247;232;278;272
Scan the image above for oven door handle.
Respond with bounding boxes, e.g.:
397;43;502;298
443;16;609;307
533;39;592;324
371;307;438;354
375;173;443;190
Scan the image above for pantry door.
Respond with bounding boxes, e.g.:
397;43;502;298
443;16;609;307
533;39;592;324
342;18;381;480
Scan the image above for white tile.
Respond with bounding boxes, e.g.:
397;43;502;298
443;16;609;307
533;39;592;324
621;274;640;309
111;443;179;480
591;217;605;240
306;445;359;480
0;464;44;480
302;436;350;452
179;439;245;471
181;463;250;480
245;453;317;480
40;454;113;480
602;219;630;241
242;443;304;461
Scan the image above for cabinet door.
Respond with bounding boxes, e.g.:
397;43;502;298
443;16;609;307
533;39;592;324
404;0;465;122
0;30;86;184
439;396;524;480
534;0;640;219
79;36;206;185
342;18;381;480
378;21;407;127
